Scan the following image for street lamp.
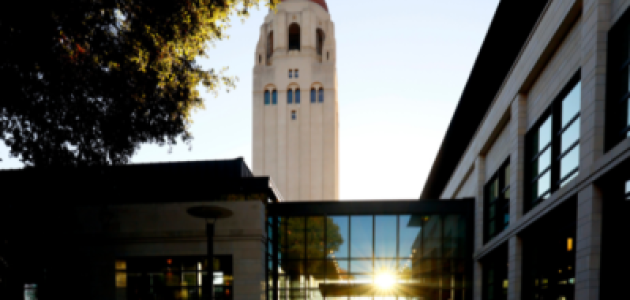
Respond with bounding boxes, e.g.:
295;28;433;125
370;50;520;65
187;205;233;300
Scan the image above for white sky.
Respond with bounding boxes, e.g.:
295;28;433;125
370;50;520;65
0;0;501;200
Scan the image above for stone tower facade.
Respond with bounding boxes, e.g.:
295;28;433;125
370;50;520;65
252;0;338;201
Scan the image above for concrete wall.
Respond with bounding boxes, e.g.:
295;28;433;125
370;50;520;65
252;0;339;201
73;201;267;300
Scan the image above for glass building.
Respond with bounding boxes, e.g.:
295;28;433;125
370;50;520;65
266;200;473;300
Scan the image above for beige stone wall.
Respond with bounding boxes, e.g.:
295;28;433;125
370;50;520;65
252;0;339;201
485;122;511;180
73;201;267;300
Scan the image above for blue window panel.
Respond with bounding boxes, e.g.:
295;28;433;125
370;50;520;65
287;90;293;104
272;90;277;105
291;111;296;120
295;89;301;104
295;70;299;78
264;91;270;105
289;70;292;79
318;88;324;103
311;89;316;103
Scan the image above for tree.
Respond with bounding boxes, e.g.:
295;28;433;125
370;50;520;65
0;0;278;167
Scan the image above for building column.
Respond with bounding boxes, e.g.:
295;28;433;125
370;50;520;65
575;184;603;300
507;93;527;300
473;156;485;300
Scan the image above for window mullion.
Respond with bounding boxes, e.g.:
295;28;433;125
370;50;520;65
551;102;562;192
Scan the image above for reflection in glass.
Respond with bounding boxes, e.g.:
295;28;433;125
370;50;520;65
375;216;397;258
351;216;372;258
561;121;580;153
560;147;580;180
399;215;421;259
532;172;551;201
307;217;325;259
350;260;373;273
532;149;551;179
532;117;552;155
562;82;581;126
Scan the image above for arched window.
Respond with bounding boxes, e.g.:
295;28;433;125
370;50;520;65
272;90;278;105
287;89;293;104
289;69;293;78
295;89;301;104
318;88;324;103
311;88;316;103
267;31;274;60
264;90;270;105
288;23;300;51
295;69;299;78
316;29;325;55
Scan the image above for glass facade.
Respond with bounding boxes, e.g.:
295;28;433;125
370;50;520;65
482;244;508;300
268;212;471;300
115;256;233;300
607;10;630;146
527;78;580;211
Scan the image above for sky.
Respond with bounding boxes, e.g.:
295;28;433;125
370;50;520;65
0;0;501;200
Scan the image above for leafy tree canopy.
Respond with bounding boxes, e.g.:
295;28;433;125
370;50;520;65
0;0;278;167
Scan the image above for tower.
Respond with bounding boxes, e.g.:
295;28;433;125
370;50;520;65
252;0;339;201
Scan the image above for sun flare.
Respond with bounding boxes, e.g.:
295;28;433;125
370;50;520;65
375;272;396;290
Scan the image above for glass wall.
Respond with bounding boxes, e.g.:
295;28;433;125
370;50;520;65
269;214;470;300
115;256;233;300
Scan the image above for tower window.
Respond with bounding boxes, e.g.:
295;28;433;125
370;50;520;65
318;88;324;103
311;88;316;103
291;110;297;120
288;23;300;51
259;55;261;64
289;70;293;79
316;29;325;55
272;90;278;105
267;31;274;60
264;90;270;105
295;69;299;78
287;89;293;104
296;89;301;104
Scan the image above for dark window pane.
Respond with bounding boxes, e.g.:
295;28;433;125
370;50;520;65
505;164;511;188
422;216;442;258
306;260;326;274
264;91;270;105
350;216;372;258
532;171;551;201
318;88;324;103
327;216;348;258
560;146;580;180
286;217;305;259
307;217;325;259
375;216;396;258
532;149;551;179
272;90;278;105
561;120;580;153
532;117;552;155
399;215;422;259
287;90;293;104
443;215;466;258
295;70;299;78
562;82;581;126
295;89;301;104
310;89;316;103
289;70;293;78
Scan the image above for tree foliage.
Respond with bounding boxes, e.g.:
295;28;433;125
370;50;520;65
0;0;278;166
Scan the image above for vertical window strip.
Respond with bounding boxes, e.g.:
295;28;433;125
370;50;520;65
264;90;270;105
318;88;324;103
287;89;293;104
289;70;293;79
310;89;316;103
527;79;580;211
272;90;277;105
484;161;510;242
295;89;301;104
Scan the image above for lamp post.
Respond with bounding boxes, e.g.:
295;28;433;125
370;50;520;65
187;206;233;300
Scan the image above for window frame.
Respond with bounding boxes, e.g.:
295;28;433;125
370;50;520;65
606;10;630;149
484;159;510;243
525;73;581;212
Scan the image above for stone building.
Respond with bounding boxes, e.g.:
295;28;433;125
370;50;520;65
252;0;339;201
421;0;630;299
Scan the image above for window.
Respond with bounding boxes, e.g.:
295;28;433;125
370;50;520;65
318;88;324;103
316;29;325;55
272;90;278;105
607;13;630;147
264;90;270;105
484;161;510;242
289;70;293;79
482;244;508;300
295;69;299;78
287;89;293;104
526;77;580;211
310;88;316;103
291;110;296;120
295;89;301;104
259;55;262;64
626;180;630;200
288;23;300;51
115;256;233;300
267;31;274;60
